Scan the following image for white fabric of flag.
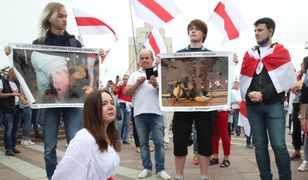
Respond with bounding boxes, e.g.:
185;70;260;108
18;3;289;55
130;0;180;28
144;28;166;56
209;0;247;44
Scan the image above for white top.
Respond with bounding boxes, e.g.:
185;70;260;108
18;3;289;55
127;68;162;116
52;129;120;180
0;79;19;105
231;89;241;109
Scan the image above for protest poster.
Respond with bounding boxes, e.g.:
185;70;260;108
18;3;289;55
10;43;100;108
159;51;234;111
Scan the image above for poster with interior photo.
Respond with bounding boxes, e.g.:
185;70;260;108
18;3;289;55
159;51;235;112
10;43;100;108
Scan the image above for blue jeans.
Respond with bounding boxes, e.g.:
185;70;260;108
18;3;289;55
43;108;82;179
32;109;45;134
22;107;32;137
246;102;291;180
118;106;132;142
0;111;3;127
233;109;241;136
135;113;165;172
3;107;20;151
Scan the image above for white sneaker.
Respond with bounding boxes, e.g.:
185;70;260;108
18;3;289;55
21;140;30;146
138;169;152;179
21;140;35;146
28;140;35;145
157;170;171;180
297;161;308;172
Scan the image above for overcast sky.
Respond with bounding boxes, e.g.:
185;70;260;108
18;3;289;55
1;0;308;84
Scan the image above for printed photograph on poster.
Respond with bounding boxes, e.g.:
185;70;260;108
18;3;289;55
159;52;234;112
10;43;100;108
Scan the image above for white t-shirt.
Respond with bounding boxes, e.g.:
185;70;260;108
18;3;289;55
127;68;162;116
231;89;241;109
0;79;19;105
52;129;120;180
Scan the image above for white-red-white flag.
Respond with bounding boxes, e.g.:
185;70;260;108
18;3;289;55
130;0;180;28
240;44;297;100
72;9;118;40
209;0;247;44
239;101;250;136
144;28;166;56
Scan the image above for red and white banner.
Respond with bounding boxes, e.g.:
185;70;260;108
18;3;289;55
239;101;250;136
209;0;247;44
144;28;166;56
130;0;180;28
72;9;118;40
240;44;297;99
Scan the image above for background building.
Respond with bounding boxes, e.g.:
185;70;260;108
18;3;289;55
128;23;172;74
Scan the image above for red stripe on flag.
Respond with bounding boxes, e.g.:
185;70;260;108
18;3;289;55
75;17;116;35
214;2;239;40
148;32;160;56
240;101;247;118
101;49;110;64
262;44;291;71
240;52;259;77
138;0;174;23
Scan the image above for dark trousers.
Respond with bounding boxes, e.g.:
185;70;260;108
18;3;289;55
131;108;139;147
292;103;302;150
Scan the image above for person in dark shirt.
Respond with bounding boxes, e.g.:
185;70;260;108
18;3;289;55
297;56;308;171
31;3;83;179
4;2;102;179
172;19;213;180
298;56;308;172
0;69;21;156
240;17;296;180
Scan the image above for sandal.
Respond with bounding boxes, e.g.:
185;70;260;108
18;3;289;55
209;158;219;165
219;159;230;168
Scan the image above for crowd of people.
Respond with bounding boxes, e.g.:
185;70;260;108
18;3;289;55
1;2;308;180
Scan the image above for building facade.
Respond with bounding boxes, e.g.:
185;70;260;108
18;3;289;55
128;23;172;74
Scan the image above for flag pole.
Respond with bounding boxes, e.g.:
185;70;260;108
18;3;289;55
127;0;139;74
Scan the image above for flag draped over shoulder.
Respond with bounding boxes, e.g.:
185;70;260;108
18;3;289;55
72;8;118;40
209;0;247;44
239;101;250;136
240;43;297;100
130;0;180;28
144;28;166;56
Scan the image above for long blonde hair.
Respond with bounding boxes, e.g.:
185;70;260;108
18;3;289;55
38;2;65;39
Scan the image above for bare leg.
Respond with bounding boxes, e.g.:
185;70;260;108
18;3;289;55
199;154;210;175
175;155;186;176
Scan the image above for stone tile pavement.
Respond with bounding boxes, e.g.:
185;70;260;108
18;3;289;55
0;132;307;180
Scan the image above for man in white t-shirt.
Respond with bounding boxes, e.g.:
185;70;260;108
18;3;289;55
0;68;21;156
231;81;241;136
124;49;171;180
